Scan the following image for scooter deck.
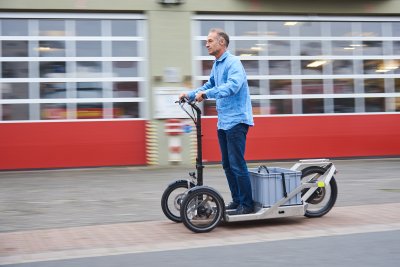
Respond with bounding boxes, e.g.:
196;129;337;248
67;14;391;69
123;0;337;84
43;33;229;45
225;204;306;222
224;180;320;222
224;162;335;223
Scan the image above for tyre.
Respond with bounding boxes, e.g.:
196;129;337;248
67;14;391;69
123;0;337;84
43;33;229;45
161;180;194;223
301;166;338;218
180;186;224;233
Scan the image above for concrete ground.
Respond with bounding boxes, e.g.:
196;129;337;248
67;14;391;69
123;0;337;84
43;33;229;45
0;158;399;265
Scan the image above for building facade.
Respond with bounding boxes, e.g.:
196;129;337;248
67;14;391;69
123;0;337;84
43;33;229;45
1;0;400;169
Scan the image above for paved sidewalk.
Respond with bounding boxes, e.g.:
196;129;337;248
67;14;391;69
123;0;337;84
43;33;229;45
1;203;399;265
1;158;400;232
0;158;400;266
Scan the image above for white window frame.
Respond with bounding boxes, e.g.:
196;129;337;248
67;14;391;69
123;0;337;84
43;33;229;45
192;15;400;117
0;12;148;123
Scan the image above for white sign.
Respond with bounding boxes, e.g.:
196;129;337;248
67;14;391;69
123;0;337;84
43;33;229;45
154;87;192;119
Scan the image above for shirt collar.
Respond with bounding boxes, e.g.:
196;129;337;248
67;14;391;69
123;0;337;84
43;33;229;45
216;50;229;62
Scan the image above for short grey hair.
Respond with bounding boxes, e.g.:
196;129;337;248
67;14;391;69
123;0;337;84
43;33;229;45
209;28;230;48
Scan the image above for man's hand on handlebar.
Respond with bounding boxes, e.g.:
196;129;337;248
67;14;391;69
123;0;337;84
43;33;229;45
179;93;189;102
195;92;207;103
178;92;207;104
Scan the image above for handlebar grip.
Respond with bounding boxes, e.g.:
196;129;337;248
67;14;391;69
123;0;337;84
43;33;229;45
177;97;198;107
176;96;189;104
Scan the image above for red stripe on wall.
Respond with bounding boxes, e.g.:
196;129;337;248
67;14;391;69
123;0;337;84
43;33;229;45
0;120;146;170
201;114;400;162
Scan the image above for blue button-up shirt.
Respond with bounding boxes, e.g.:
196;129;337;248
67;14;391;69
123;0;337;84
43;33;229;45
188;51;254;130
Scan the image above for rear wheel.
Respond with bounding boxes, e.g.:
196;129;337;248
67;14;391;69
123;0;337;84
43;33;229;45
301;166;338;218
161;180;194;223
180;186;224;233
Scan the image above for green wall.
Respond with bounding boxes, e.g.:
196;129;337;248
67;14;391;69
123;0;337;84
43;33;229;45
1;0;400;14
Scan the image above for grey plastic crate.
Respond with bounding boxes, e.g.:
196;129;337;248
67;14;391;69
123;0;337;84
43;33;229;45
249;166;302;207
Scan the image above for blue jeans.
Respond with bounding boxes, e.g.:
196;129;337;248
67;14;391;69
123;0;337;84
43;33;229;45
217;123;253;210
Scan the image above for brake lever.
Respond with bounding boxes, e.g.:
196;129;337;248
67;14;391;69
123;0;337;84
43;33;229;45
176;96;189;104
176;97;197;106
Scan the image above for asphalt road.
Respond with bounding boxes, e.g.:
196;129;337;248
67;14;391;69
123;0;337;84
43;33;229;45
4;230;399;267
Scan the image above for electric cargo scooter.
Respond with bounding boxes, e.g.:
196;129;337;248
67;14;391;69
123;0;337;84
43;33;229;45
161;98;338;233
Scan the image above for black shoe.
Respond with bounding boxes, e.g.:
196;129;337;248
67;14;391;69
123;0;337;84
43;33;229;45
228;205;254;215
225;201;239;210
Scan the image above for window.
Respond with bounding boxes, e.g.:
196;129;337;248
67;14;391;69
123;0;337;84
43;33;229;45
0;14;147;121
76;41;102;57
194;16;400;116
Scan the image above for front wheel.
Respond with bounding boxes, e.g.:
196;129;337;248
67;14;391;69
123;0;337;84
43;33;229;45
301;166;338;218
161;180;194;223
180;186;225;233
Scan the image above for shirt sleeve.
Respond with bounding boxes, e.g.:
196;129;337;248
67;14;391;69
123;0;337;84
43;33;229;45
205;58;244;99
187;66;215;101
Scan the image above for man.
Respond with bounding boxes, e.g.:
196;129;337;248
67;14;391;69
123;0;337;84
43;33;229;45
179;28;254;215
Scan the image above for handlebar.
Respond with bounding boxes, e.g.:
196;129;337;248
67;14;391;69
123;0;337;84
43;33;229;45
176;96;204;184
176;96;201;125
178;96;201;111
